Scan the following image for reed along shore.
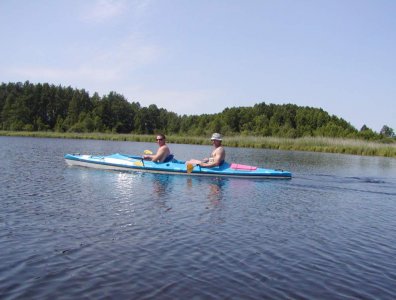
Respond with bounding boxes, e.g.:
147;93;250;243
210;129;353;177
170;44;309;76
1;131;395;158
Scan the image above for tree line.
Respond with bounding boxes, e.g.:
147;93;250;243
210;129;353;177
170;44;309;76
1;81;394;141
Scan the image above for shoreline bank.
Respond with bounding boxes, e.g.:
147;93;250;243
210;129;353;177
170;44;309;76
1;131;395;158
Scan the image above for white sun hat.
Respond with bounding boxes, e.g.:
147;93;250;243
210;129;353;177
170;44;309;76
210;133;222;141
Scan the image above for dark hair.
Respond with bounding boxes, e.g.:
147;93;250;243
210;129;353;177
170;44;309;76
157;133;166;140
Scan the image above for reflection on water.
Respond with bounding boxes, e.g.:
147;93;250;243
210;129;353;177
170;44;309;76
152;174;173;197
185;177;230;226
149;174;174;214
207;178;226;208
114;172;140;191
185;177;227;208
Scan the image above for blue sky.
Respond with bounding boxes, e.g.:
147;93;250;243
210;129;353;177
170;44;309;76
1;0;395;132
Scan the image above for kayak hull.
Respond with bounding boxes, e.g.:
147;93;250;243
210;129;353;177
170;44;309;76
64;153;292;179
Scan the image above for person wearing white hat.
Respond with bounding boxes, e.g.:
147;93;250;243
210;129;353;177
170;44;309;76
186;133;226;168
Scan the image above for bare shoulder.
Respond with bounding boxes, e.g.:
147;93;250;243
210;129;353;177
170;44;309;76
213;146;225;161
162;145;171;154
158;144;171;158
216;146;225;155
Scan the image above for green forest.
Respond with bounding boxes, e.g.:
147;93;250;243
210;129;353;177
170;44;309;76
1;81;394;141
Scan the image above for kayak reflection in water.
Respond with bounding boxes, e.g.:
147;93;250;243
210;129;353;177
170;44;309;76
186;133;226;168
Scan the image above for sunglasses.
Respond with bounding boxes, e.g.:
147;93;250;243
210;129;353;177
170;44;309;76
156;138;163;141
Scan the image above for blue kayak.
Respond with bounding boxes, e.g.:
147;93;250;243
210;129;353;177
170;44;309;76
64;153;292;179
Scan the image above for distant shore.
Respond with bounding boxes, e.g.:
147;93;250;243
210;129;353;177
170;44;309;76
1;131;395;158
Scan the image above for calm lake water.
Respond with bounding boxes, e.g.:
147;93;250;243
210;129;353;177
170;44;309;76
1;136;396;299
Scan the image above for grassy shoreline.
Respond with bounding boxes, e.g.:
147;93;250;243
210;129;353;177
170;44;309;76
1;131;395;158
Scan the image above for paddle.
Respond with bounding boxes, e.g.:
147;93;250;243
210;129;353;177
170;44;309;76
186;163;202;174
127;150;152;167
186;163;194;174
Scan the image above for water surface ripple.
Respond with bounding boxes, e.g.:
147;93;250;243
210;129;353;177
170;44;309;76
1;137;396;299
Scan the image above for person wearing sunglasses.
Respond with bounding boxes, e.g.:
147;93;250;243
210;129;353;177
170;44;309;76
143;133;171;163
186;133;225;168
